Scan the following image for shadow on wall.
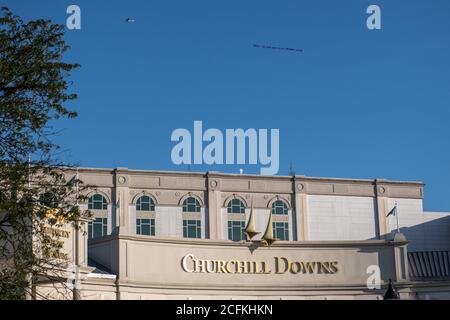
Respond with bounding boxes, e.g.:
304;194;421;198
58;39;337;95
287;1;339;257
378;215;450;252
356;246;397;284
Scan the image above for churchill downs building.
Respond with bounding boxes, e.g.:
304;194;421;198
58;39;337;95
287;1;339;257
36;168;450;300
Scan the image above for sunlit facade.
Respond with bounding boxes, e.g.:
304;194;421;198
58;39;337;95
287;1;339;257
35;168;450;300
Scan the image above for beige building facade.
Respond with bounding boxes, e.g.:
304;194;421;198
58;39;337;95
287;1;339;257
36;168;450;300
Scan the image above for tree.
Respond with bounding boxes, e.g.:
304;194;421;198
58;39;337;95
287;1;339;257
0;7;88;299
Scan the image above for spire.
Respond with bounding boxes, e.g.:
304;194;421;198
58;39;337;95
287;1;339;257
244;203;260;240
261;210;277;246
383;279;400;300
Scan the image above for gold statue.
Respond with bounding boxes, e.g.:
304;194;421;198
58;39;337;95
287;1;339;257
244;204;260;240
262;210;277;246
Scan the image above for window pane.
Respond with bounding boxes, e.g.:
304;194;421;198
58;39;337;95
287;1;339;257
183;197;200;212
273;222;288;240
188;226;195;238
136;219;141;234
241;221;246;240
89;194;107;210
272;200;287;215
183;220;200;238
88;218;108;239
137;196;155;211
136;219;154;236
227;199;245;214
93;221;102;238
141;224;150;235
273;222;279;239
195;221;201;238
232;226;240;241
228;221;246;241
150;220;155;236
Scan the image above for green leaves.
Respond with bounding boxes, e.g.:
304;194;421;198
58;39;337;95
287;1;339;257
0;6;79;163
0;7;87;299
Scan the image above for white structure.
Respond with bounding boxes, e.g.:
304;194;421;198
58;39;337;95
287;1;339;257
34;168;450;300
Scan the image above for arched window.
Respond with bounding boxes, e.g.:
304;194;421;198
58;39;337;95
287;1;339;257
87;194;108;239
39;192;58;209
272;200;288;215
227;198;245;214
135;196;155;236
182;197;201;213
88;194;108;210
226;198;246;241
182;197;201;238
136;196;155;211
271;200;289;240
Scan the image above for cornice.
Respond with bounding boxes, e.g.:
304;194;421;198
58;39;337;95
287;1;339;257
89;235;407;248
63;167;424;187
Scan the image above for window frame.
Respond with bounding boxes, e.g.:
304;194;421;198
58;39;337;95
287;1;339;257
182;197;201;213
183;219;201;239
136;218;155;236
273;221;289;241
136;195;155;212
227;220;246;242
88;217;108;239
227;198;246;214
271;200;288;215
88;194;108;210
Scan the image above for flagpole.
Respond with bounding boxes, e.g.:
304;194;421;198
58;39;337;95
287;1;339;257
395;202;399;233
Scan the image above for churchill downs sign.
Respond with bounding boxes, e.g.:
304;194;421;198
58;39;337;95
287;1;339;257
181;254;339;275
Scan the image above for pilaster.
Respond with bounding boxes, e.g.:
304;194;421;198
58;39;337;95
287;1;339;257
293;177;308;241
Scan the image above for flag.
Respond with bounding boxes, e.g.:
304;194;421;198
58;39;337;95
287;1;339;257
386;205;397;217
115;193;120;210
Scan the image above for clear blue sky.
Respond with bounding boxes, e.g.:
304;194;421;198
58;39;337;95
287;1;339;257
4;0;450;211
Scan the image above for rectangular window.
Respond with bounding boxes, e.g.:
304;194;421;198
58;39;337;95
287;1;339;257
88;218;108;239
136;218;155;236
227;221;246;242
183;220;201;239
273;222;289;241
